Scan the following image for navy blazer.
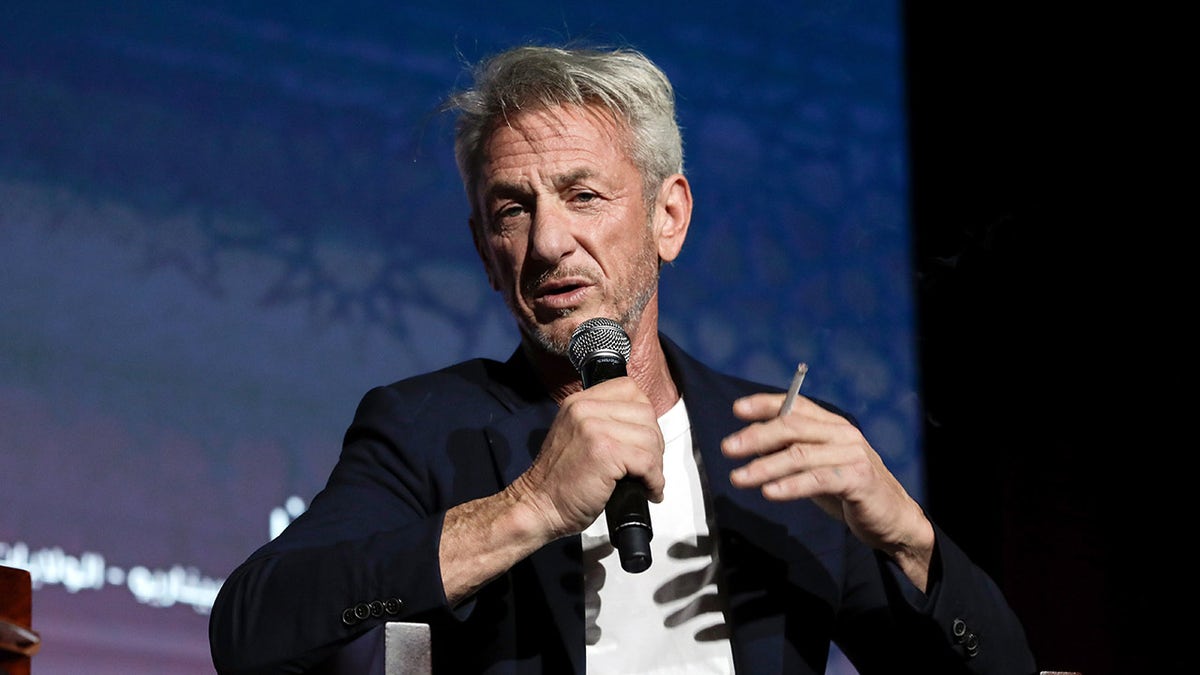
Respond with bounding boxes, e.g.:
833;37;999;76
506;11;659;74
209;336;1035;674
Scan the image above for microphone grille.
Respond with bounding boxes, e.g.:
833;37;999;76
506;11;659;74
567;317;632;371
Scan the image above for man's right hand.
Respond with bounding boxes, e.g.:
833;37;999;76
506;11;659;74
509;376;665;541
439;376;664;606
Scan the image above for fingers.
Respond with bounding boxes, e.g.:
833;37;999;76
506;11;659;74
730;442;871;501
723;390;933;573
562;380;660;432
722;394;870;501
731;391;841;424
723;395;841;461
561;379;666;499
731;392;787;421
529;377;666;535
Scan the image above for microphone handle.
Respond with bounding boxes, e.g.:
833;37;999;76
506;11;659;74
607;478;653;573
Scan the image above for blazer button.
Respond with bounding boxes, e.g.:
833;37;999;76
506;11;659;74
369;600;384;617
952;618;967;643
964;631;980;657
383;598;403;615
341;608;359;626
354;602;371;621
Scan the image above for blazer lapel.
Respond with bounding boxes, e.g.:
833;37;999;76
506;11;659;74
663;338;793;673
481;352;585;674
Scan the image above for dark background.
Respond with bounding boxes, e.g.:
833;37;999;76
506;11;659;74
908;5;1169;674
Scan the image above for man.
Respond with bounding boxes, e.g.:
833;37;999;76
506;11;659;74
209;45;1035;674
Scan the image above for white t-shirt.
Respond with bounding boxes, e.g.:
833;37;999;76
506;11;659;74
582;398;735;674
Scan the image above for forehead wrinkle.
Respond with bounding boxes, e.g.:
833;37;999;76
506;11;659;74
483;163;597;201
476;105;630;215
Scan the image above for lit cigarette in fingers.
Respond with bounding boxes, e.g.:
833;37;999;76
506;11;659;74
779;362;808;417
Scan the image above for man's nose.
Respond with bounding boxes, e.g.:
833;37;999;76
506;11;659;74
528;202;576;264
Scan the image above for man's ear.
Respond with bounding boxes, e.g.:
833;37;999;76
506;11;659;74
470;217;501;291
654;174;693;264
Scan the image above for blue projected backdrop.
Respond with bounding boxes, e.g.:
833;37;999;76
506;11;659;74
0;2;914;673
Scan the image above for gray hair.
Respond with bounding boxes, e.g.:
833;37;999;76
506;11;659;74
445;45;684;219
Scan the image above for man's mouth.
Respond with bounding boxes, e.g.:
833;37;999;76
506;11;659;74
536;280;584;297
529;274;594;311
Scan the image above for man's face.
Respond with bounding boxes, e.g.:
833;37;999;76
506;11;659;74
471;105;663;355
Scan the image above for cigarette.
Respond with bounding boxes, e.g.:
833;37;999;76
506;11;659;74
779;362;808;417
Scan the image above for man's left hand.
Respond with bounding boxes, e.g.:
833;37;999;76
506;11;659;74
721;393;935;591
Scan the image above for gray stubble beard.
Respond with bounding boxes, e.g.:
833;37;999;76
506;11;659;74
516;241;660;358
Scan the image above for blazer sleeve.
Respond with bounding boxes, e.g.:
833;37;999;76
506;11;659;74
834;521;1037;675
208;383;491;674
902;522;1037;673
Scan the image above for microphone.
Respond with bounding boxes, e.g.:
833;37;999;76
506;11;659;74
568;317;653;573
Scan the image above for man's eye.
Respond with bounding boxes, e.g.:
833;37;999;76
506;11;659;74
489;204;529;232
497;204;526;220
573;191;597;203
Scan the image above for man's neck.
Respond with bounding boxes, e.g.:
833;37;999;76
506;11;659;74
527;321;680;417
